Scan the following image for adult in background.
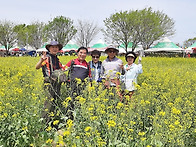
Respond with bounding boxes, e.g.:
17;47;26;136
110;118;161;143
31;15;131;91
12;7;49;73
35;41;64;129
121;51;143;101
101;45;125;89
88;50;102;83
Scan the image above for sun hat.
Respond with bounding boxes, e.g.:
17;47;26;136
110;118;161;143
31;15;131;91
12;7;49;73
105;45;119;53
125;51;137;62
45;41;63;50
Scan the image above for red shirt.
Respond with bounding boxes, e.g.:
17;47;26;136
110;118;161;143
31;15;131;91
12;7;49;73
66;58;91;80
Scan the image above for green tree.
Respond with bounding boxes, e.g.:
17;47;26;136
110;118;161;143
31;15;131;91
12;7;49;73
103;11;135;52
45;16;77;46
137;7;175;50
103;7;175;52
0;20;17;55
14;24;28;48
26;21;46;49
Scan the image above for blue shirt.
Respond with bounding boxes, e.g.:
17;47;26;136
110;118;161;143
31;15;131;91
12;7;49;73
89;61;102;82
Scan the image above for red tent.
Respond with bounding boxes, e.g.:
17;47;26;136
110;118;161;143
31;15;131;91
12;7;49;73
12;48;20;51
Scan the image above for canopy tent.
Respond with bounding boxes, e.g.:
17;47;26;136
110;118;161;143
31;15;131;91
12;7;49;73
185;42;196;53
19;48;27;51
11;48;20;51
89;39;108;52
36;43;48;52
145;37;184;52
62;40;79;52
0;45;6;51
118;42;143;53
36;48;48;52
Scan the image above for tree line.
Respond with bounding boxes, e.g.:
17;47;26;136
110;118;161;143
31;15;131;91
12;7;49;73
0;7;179;55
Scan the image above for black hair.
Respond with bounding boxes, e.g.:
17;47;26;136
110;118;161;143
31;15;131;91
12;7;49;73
91;50;101;56
125;51;137;62
77;46;88;53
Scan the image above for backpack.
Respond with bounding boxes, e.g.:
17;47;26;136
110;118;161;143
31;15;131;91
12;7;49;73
49;56;67;83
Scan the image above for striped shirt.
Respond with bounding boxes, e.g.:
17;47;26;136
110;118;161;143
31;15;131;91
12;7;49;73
66;58;91;81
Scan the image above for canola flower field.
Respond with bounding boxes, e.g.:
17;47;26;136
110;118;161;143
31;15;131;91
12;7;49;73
0;56;195;147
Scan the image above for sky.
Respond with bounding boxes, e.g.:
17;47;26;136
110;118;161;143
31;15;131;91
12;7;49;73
1;0;196;46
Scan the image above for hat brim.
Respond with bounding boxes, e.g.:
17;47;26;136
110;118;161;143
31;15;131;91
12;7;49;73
46;44;63;50
105;47;119;53
127;54;135;58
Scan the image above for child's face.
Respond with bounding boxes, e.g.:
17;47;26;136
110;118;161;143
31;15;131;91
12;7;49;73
49;45;59;55
127;57;134;64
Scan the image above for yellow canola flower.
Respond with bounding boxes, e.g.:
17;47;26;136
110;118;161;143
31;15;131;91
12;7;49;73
53;120;59;125
49;112;54;117
75;78;81;84
128;128;134;132
130;121;136;125
46;138;53;144
63;130;71;136
138;131;145;136
167;102;173;107
172;107;181;115
141;137;146;141
79;97;86;104
3;113;8;118
116;102;124;109
84;126;91;132
159;111;166;116
174;120;180;126
22;126;27;131
67;119;73;128
90;116;98;121
66;96;72;101
46;126;52;131
62;101;68;108
107;120;116;128
109;93;114;96
88;107;93;111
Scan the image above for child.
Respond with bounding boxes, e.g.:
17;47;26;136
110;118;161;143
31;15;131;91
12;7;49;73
121;51;143;100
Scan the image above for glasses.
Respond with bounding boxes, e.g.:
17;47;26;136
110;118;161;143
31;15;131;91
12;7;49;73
92;55;100;59
108;50;116;53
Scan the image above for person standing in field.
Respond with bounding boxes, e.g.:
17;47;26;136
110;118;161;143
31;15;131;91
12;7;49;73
65;46;91;119
121;51;143;100
35;41;64;128
88;50;102;83
101;45;125;88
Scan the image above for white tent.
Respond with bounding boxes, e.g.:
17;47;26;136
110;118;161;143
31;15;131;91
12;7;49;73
118;42;143;54
145;37;185;53
185;42;196;53
62;40;78;52
36;48;48;52
90;39;108;52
